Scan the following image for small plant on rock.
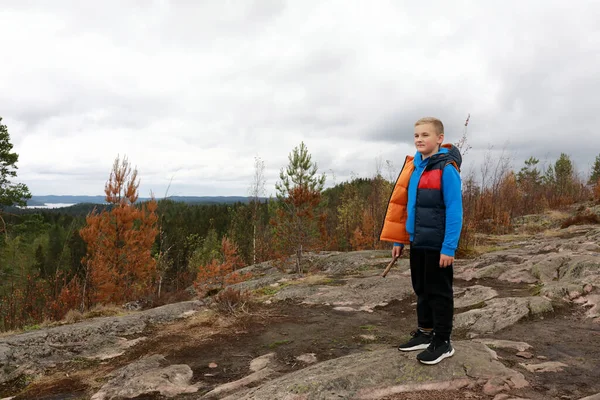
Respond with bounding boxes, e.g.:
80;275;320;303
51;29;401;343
193;237;252;298
212;287;252;316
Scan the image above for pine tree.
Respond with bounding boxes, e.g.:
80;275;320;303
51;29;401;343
337;181;364;249
589;154;600;186
516;157;543;213
0;117;31;236
542;164;555;186
79;156;158;309
193;236;249;297
554;153;575;200
272;142;325;273
275;142;325;197
517;157;542;186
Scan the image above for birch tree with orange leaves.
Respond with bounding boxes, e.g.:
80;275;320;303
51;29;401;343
79;156;158;309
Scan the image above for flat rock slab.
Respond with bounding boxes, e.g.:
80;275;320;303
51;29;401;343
203;368;275;399
274;274;414;311
0;300;204;384
581;294;600;318
472;339;533;352
91;354;202;399
229;341;527;400
296;353;318;364
519;361;568;373
458;263;537;284
455;285;499;308
579;393;600;400
455;297;553;334
249;353;276;372
454;226;600;304
311;250;397;275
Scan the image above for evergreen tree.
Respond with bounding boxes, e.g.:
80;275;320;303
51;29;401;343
337;181;365;249
188;227;222;268
79;156;158;309
34;244;47;277
227;204;254;265
517;157;543;213
273;142;326;273
543;164;555;186
554;153;575;198
589;154;600;185
517;157;542;186
0;117;31;236
275;142;325;197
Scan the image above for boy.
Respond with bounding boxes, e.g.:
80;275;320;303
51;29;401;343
379;117;463;365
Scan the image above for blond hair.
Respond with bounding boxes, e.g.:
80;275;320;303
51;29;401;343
415;117;444;136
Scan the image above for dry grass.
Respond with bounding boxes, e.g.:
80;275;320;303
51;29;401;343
58;304;128;326
296;274;333;286
0;318;58;336
471;245;510;254
151;289;194;307
512;210;569;234
1;303;135;336
547;210;571;220
212;287;253;316
63;309;84;324
80;303;125;319
560;213;600;229
0;329;19;338
542;229;573;238
183;309;219;329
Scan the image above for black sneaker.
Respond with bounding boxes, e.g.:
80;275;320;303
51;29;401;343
416;337;455;365
397;330;432;352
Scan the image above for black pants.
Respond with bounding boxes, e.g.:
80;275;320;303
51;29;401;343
410;247;454;341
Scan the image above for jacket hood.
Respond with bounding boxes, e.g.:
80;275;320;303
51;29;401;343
441;143;462;169
414;144;462;169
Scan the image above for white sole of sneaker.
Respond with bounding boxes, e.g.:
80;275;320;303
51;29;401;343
398;343;430;352
418;347;455;365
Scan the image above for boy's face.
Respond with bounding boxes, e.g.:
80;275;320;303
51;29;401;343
414;123;443;159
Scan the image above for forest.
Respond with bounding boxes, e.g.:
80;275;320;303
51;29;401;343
1;116;600;332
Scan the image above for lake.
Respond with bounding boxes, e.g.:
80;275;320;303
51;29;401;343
26;203;77;209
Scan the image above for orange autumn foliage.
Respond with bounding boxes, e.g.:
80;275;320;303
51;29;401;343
79;156;158;309
193;237;251;297
0;273;48;330
270;185;323;273
350;211;375;250
50;276;82;320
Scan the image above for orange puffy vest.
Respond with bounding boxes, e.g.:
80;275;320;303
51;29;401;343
379;155;414;244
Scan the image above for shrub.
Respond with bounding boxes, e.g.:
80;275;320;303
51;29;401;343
212;287;252;316
63;309;84;324
560;213;600;229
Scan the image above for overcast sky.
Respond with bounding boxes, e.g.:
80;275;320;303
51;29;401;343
1;1;599;197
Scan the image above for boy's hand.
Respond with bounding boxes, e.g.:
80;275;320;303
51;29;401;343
439;254;454;268
392;246;403;259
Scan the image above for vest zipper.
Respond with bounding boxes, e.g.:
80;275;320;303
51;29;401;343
413;158;429;245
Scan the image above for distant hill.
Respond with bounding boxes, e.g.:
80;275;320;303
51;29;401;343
27;195;263;206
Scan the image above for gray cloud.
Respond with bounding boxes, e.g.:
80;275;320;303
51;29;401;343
1;0;599;196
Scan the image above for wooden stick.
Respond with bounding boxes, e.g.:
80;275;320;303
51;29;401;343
381;255;399;278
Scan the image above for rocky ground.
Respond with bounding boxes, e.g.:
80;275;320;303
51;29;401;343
1;207;600;400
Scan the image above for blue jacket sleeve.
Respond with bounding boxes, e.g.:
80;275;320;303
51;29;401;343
441;165;463;256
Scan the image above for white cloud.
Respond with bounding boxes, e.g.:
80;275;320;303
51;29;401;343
1;0;599;196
